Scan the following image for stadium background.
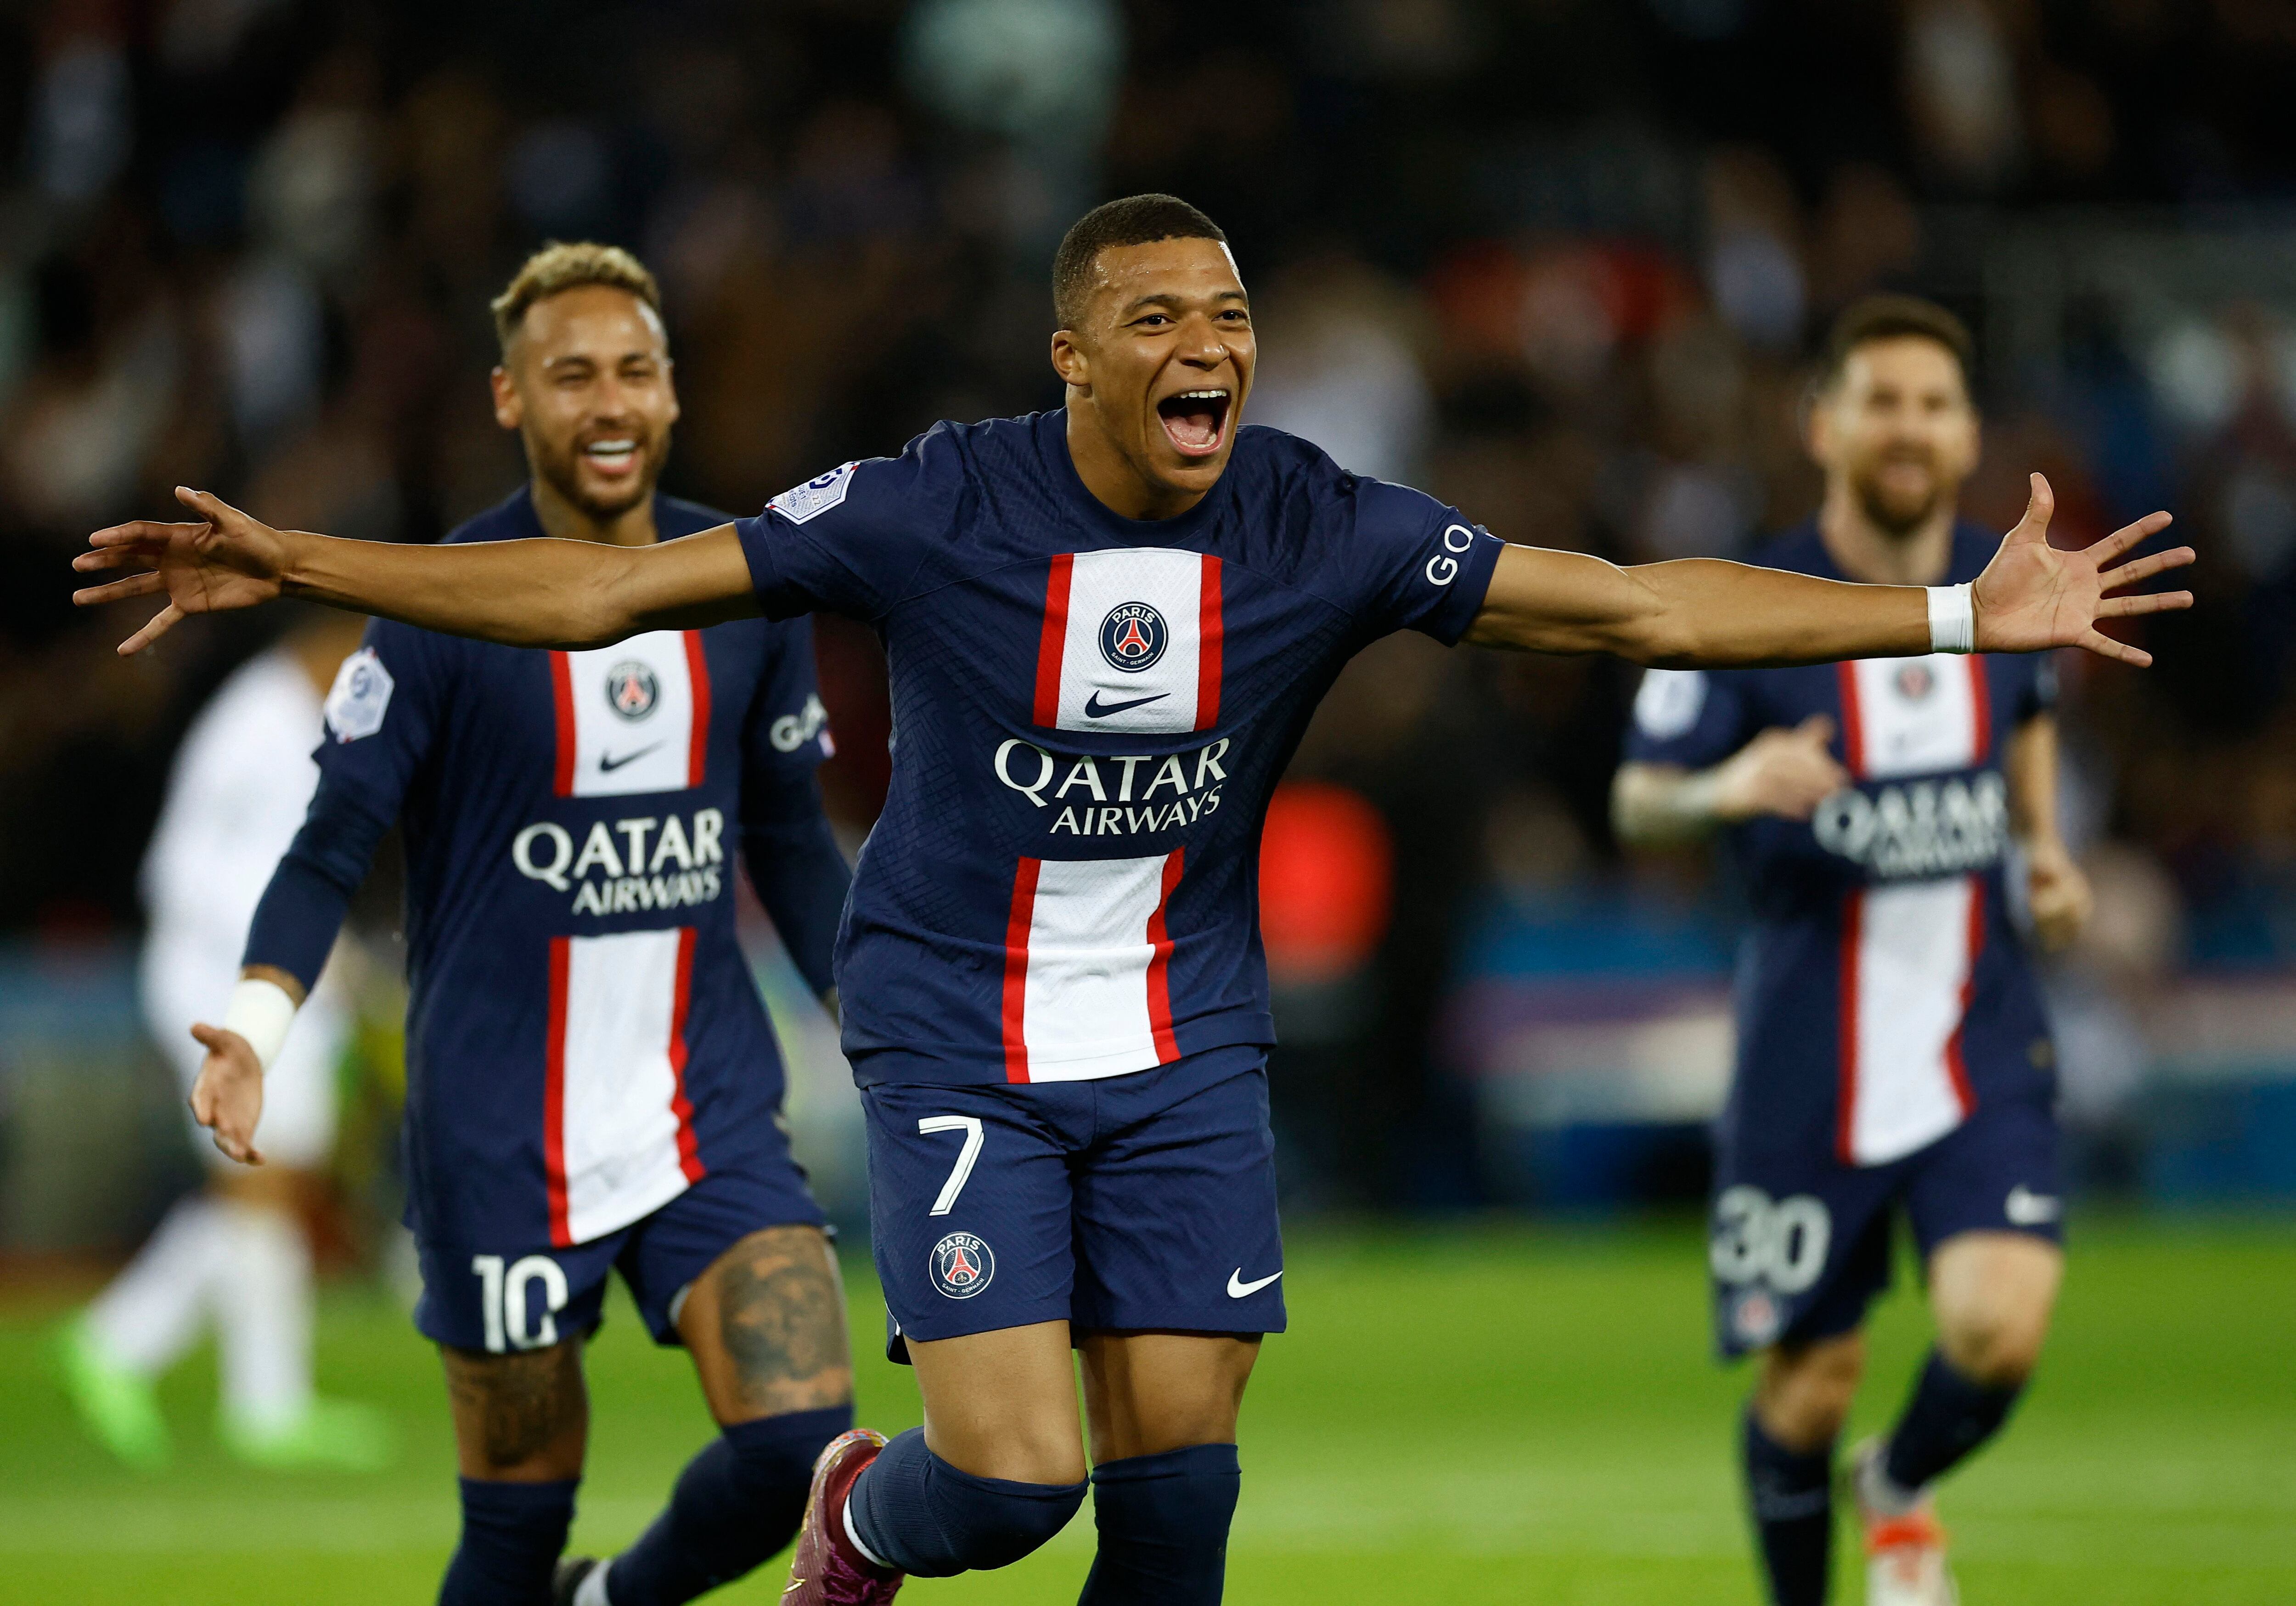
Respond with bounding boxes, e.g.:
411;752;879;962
0;0;2290;1600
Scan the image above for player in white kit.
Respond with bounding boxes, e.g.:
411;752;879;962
57;609;393;1471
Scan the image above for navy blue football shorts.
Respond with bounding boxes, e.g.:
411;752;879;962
1709;1091;2063;1359
860;1044;1286;1361
412;1154;826;1355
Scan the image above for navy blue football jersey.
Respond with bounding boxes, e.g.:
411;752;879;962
736;410;1506;1085
259;490;833;1249
1624;521;2056;1168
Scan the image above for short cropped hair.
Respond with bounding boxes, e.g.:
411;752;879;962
1817;294;1975;395
1052;195;1228;331
490;241;663;354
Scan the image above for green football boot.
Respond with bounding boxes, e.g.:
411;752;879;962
221;1397;398;1472
53;1316;170;1472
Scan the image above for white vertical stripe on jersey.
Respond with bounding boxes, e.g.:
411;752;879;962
548;927;702;1245
1005;852;1180;1082
557;630;703;798
1839;876;1980;1166
1843;654;1983;780
1050;549;1210;734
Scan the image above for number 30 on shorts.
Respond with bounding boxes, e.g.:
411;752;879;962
919;1115;984;1216
471;1253;569;1353
1709;1186;1831;1295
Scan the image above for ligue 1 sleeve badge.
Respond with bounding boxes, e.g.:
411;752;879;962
930;1232;995;1299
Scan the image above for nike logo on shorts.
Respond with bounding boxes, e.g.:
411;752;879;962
599;743;664;772
1084;691;1170;719
2005;1185;2061;1226
1227;1268;1282;1298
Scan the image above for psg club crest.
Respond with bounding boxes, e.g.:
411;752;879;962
1730;1289;1781;1347
1099;601;1168;674
1895;662;1936;701
930;1232;995;1299
605;662;660;721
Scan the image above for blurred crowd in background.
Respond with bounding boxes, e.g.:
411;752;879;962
6;0;2296;1241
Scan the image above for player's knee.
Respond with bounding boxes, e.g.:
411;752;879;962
1756;1336;1864;1449
852;1427;1086;1576
1938;1307;2047;1388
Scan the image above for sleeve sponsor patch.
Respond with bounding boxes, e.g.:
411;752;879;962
768;461;858;525
323;646;394;742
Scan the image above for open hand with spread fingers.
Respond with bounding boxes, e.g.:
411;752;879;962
72;487;295;655
1973;474;2194;665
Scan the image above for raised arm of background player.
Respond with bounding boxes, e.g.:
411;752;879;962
76;471;2189;668
188;621;852;1165
1611;701;2093;951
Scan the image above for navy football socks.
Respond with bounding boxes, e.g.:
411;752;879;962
1741;1410;1834;1606
1880;1348;2024;1497
1078;1443;1242;1605
848;1426;1086;1576
604;1404;851;1605
438;1476;579;1606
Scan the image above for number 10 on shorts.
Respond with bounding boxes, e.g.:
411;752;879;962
920;1115;984;1215
471;1253;570;1353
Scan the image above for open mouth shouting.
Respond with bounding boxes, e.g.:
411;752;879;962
1156;388;1232;459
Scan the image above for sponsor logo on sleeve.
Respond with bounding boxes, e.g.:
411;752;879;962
768;462;858;525
768;692;833;753
930;1232;995;1299
1632;669;1708;741
323;647;394;742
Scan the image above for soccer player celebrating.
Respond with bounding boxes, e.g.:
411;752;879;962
154;243;858;1606
78;202;2189;1606
1613;297;2102;1606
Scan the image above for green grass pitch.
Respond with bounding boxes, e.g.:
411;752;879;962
1;1217;2290;1603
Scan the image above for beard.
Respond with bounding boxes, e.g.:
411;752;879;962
1850;454;1946;538
534;428;673;523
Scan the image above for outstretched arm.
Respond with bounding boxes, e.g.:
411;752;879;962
1466;475;2192;668
73;487;760;654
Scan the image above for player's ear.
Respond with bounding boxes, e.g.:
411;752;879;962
1050;327;1091;392
490;365;523;432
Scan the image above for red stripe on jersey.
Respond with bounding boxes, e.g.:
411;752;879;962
1834;660;1865;778
1002;858;1042;1083
1195;557;1224;730
1965;656;1992;767
666;927;706;1182
1032;555;1073;727
684;633;712;788
549;654;577;798
1941;878;1982;1118
1145;849;1184;1062
1835;888;1862;1166
543;937;573;1246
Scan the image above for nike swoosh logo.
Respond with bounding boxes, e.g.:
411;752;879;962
599;743;664;772
1084;691;1170;719
2005;1186;2061;1225
1227;1268;1282;1298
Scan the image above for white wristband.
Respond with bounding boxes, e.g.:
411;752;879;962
1927;583;1976;654
220;978;298;1072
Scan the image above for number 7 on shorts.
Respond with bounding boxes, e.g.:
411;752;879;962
918;1115;984;1215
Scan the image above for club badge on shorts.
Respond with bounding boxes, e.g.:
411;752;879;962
930;1232;995;1299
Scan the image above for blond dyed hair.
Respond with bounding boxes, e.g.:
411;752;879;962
490;241;664;354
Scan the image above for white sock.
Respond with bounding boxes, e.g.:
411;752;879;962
1859;1443;1924;1518
85;1196;230;1375
844;1493;893;1570
572;1558;615;1606
212;1200;314;1432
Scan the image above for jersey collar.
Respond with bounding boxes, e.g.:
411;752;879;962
1037;406;1236;547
